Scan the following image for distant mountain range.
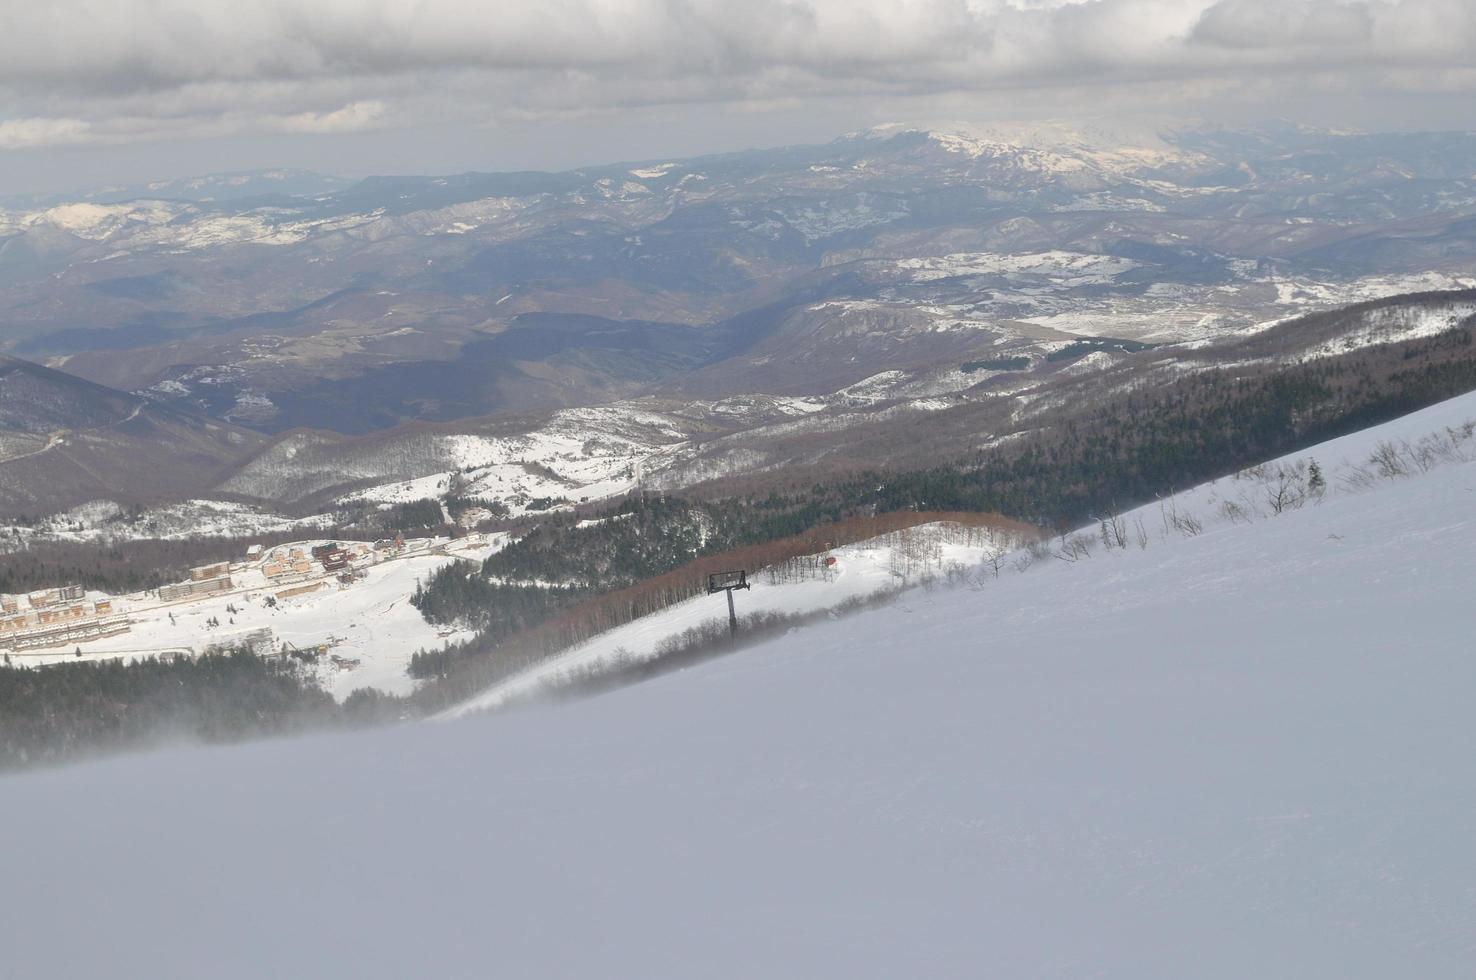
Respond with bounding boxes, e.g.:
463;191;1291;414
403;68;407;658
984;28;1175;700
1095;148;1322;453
2;123;1476;520
0;169;353;209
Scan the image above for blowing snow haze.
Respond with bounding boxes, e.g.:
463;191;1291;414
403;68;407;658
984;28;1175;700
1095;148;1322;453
3;2;1476;977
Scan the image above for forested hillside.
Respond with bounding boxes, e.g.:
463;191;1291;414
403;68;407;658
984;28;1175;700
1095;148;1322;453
0;651;353;770
406;318;1476;703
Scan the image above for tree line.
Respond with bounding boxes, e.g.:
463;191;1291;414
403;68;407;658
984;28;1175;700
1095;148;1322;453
0;650;398;772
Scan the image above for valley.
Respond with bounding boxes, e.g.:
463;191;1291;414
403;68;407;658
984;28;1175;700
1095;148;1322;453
5;125;1476;524
4;279;1474;527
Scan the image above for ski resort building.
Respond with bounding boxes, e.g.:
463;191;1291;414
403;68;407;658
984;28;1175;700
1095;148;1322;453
263;548;316;583
158;575;233;602
190;562;232;582
318;549;352;572
0;590;131;650
26;585;84;608
373;533;407;555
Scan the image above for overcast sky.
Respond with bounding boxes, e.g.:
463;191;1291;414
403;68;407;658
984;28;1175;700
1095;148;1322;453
1;0;1473;195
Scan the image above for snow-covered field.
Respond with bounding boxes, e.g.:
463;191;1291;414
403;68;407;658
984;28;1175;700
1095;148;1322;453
2;395;1473;977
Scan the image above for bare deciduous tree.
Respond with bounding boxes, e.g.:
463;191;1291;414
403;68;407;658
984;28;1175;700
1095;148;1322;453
1098;513;1127;550
1054;534;1093;562
1133;516;1149;550
986;548;1005;579
1219;500;1252;524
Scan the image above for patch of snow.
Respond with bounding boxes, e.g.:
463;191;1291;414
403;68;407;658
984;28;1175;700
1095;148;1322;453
1299;301;1476;361
629;164;677;179
1057;350;1118;375
896;250;1137;283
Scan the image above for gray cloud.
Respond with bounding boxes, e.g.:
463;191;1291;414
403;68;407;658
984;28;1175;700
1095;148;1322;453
1191;0;1375;48
0;116;91;150
0;0;1471;178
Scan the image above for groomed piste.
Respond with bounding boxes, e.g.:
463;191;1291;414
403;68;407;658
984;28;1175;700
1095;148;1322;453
3;392;1475;979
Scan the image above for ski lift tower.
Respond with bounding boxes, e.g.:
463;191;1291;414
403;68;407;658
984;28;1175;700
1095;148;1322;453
707;569;751;638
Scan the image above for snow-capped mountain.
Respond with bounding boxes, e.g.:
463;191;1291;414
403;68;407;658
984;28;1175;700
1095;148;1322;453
848;120;1217;189
3;389;1472;978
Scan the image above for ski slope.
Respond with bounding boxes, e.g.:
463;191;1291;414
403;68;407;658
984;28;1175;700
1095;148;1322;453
443;523;1007;718
4;395;1476;978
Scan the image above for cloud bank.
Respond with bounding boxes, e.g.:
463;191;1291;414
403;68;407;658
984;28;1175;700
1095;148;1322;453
0;0;1471;154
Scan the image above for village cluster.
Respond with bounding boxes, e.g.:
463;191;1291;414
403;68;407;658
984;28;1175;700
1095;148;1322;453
0;586;124;652
1;531;483;667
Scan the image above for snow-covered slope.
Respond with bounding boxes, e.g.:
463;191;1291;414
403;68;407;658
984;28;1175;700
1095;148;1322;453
443;521;1011;718
4;396;1476;978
